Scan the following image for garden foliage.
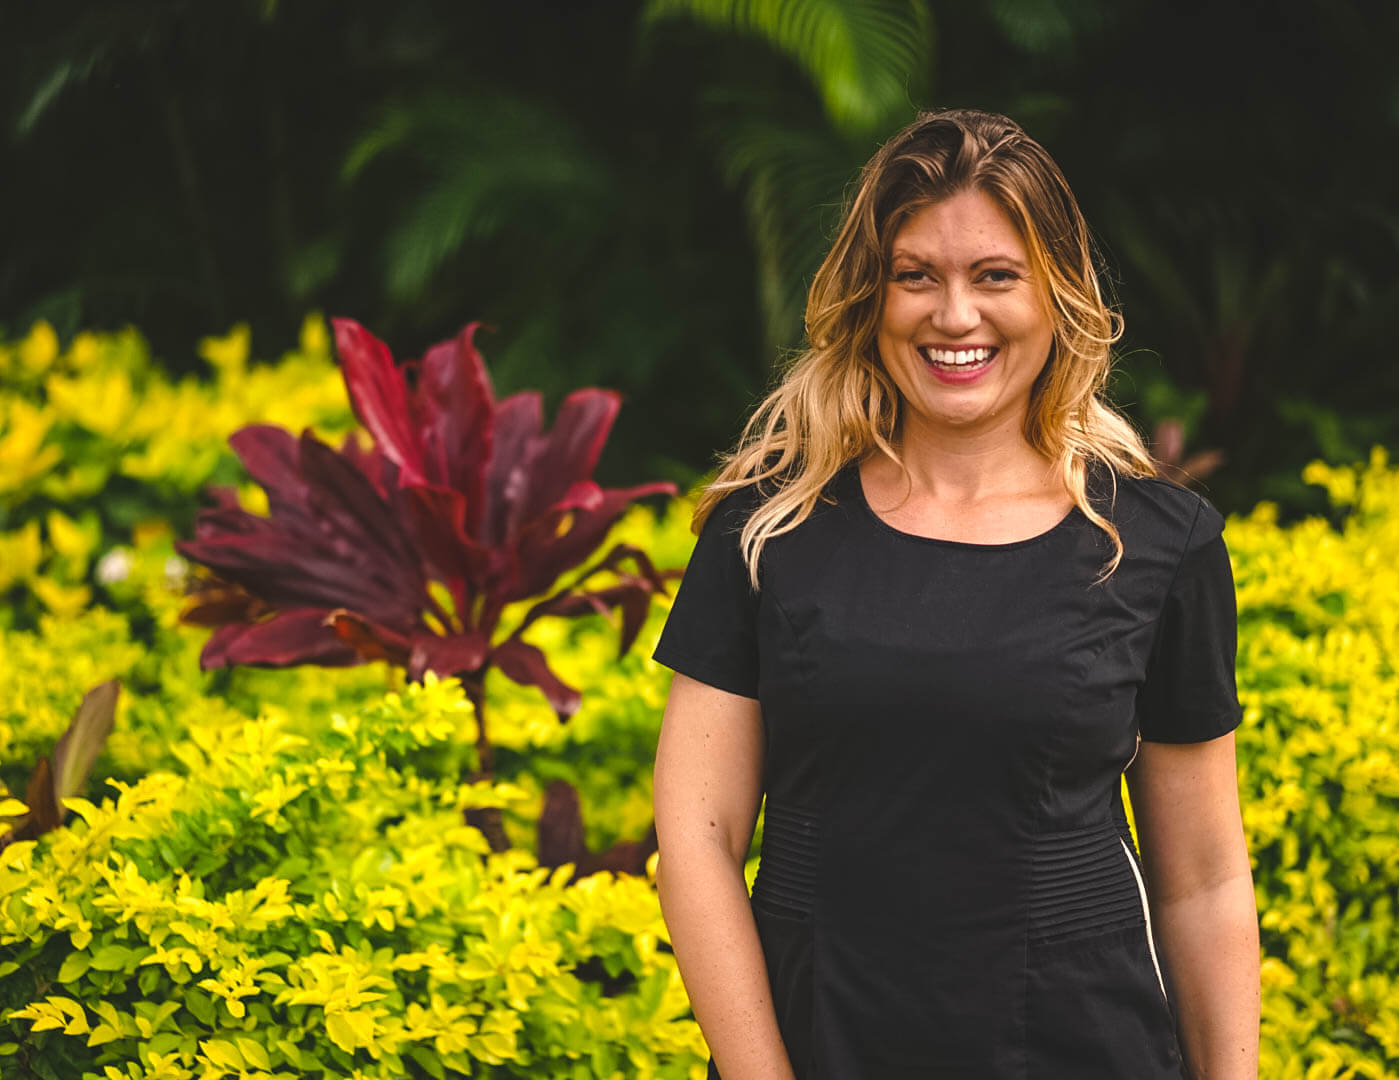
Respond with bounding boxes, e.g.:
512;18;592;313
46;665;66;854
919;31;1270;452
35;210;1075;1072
176;319;675;721
1;320;1398;1077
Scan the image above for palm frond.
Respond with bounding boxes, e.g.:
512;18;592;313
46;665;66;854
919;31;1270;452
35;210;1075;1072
343;93;615;300
642;0;932;133
702;82;865;350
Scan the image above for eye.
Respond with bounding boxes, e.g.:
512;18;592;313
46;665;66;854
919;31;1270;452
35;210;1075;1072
981;268;1019;285
893;268;930;284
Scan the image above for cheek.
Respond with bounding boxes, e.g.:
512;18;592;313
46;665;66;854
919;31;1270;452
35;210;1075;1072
1005;299;1055;352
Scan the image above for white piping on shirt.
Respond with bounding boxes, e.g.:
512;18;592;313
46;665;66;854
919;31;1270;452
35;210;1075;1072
1125;729;1142;771
1120;834;1168;1003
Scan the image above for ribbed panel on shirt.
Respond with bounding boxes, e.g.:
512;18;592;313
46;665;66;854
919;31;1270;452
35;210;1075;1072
751;801;820;919
1027;822;1145;946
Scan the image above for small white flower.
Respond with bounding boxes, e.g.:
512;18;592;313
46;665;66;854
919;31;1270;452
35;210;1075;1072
163;555;189;588
95;547;133;585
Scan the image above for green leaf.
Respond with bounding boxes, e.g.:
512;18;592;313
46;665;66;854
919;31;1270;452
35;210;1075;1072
148;1033;183;1055
235;1037;270;1070
341;93;615;301
184;991;216;1026
200;1038;243;1071
407;1047;446;1080
89;944;136;971
56;952;90;983
643;0;933;133
137;966;160;995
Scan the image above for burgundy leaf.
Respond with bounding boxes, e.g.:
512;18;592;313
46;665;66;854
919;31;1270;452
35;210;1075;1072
511;481;676;600
178;534;415;626
587;542;673;594
324;609;413;665
228;425;310;512
333;318;428;486
482;392;545;548
179;578;271;627
1;678;120;850
182;316;678;728
536;778;587;869
22;759;61;836
339;432;400;499
555;480;605;513
610;583;655;659
396;484;490;605
50;681;120;815
200;609;360;669
490;638;581;719
416;322;494;526
520;390;622;523
406;630;490;682
298;432;420;568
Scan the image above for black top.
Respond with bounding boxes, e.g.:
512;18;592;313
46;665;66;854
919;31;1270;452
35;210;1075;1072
652;458;1242;1080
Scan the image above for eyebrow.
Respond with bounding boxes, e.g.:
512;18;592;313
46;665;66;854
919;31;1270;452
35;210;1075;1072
890;249;1030;272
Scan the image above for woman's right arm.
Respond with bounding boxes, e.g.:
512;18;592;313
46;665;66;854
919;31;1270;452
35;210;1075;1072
653;671;796;1080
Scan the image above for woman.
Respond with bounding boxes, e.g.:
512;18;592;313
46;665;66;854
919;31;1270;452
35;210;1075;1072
650;109;1259;1079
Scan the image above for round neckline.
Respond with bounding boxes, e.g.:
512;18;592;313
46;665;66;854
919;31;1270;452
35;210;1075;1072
845;460;1083;550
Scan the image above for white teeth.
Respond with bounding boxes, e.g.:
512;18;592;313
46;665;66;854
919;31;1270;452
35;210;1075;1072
923;347;993;366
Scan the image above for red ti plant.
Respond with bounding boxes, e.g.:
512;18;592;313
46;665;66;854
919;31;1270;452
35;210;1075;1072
175;319;676;853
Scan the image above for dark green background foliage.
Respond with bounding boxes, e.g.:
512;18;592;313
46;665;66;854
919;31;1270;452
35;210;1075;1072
4;0;1397;512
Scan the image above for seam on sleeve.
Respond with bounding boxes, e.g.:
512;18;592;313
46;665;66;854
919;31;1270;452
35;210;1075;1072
1134;497;1205;740
1145;496;1204;642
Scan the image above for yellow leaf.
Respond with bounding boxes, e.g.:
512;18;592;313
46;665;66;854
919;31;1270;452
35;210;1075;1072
20;321;59;375
199;323;251;377
235;1036;270;1070
200;1038;244;1071
87;1024;120;1047
325;1012;360;1053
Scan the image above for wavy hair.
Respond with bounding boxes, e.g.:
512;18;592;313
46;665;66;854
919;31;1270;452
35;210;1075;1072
694;107;1157;585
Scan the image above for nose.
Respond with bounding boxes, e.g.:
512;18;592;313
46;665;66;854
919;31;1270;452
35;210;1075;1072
929;280;979;337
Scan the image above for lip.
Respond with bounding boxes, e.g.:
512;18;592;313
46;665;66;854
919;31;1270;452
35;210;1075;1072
919;345;998;386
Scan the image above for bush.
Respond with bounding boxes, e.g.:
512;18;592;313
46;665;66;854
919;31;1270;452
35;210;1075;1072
2;320;1398;1076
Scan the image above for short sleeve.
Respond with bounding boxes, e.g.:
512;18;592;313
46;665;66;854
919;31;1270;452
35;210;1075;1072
1136;500;1244;743
651;489;762;699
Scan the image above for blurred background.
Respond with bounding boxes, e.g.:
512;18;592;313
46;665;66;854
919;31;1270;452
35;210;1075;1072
5;0;1397;515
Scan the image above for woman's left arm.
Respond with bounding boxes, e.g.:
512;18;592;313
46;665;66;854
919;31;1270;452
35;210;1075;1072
1127;731;1259;1080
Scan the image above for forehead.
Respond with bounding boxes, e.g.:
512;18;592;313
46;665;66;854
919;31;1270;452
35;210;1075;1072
888;189;1028;264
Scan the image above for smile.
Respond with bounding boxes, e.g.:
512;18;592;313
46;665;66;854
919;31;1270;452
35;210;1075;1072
919;345;998;370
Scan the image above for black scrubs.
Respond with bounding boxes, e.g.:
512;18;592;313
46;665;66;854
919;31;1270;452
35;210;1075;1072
653;459;1243;1079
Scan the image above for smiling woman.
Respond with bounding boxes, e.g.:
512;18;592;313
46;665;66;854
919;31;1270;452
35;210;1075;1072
650;108;1259;1080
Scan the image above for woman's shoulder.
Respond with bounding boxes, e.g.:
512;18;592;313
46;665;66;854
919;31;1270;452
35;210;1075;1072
702;460;855;526
1088;460;1225;553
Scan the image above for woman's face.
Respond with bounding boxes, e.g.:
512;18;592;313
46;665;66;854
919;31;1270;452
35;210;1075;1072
875;188;1055;444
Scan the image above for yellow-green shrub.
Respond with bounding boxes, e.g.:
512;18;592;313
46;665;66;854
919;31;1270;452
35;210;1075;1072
0;318;353;626
1227;448;1399;1077
5;316;1399;1076
0;666;708;1079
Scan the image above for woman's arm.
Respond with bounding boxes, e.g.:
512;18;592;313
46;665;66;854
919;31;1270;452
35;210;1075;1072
1126;731;1260;1080
653;672;796;1080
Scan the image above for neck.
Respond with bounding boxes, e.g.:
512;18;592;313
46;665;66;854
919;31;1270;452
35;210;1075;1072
881;410;1057;503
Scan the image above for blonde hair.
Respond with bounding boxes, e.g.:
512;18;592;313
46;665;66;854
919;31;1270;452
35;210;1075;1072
694;107;1157;585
